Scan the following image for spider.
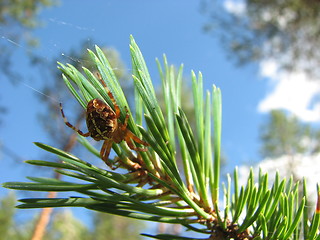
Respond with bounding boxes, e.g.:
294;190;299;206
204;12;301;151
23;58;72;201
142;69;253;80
60;75;149;167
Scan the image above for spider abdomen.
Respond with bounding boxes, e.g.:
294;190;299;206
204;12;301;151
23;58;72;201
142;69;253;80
86;99;118;141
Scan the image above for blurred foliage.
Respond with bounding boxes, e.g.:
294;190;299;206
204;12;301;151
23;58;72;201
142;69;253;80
260;110;320;158
0;192;16;240
46;210;90;240
0;192;35;240
90;212;144;240
204;0;320;78
0;0;57;65
0;0;57;28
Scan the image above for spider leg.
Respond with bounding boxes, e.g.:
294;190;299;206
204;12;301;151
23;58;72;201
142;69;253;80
121;107;145;144
126;130;149;146
97;73;121;118
100;139;114;167
124;132;149;152
121;107;130;131
60;103;90;137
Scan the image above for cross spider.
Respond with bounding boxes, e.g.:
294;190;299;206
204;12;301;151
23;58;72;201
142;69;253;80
60;75;149;167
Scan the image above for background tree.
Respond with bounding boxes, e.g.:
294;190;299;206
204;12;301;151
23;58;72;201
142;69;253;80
259;109;320;189
45;210;90;240
260;110;320;159
0;192;16;240
90;212;145;240
0;193;39;240
203;0;320;78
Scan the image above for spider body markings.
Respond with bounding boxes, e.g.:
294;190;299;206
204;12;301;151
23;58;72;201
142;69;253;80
60;78;149;167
